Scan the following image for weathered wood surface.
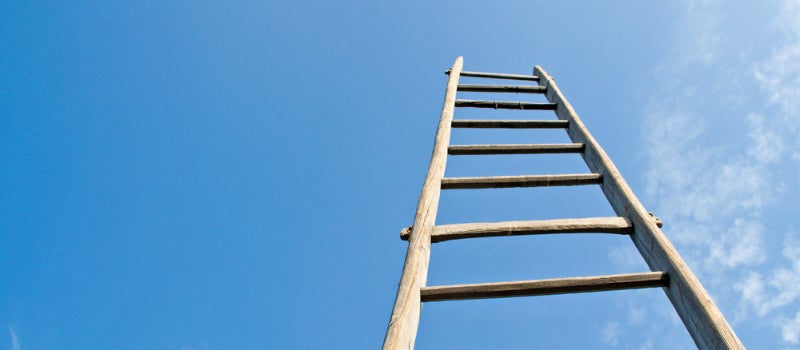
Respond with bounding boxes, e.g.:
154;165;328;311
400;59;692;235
448;143;584;155
421;272;668;302
400;217;632;242
455;99;557;110
535;66;744;349
451;69;540;81
441;174;601;189
382;57;463;350
451;119;569;129
457;84;546;93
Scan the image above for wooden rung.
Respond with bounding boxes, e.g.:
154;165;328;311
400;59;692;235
441;174;601;189
400;217;632;242
448;69;540;81
421;272;669;302
457;84;546;93
448;143;584;155
456;100;557;110
452;119;568;129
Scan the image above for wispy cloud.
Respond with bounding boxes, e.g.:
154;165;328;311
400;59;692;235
779;309;800;344
638;0;800;347
9;326;20;350
182;340;210;350
600;321;620;347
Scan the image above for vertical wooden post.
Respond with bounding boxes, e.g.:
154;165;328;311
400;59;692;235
534;66;745;349
382;57;463;350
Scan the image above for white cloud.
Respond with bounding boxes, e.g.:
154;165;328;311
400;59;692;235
671;0;725;66
754;1;800;113
9;326;19;350
734;272;766;318
638;341;654;350
746;114;784;164
627;304;646;326
182;342;210;350
731;233;800;329
779;309;800;344
639;0;800;347
608;246;641;270
644;113;772;273
600;321;620;347
706;217;765;271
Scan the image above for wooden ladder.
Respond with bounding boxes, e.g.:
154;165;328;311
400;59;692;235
382;57;744;349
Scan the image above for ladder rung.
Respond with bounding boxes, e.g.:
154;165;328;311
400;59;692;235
456;100;557;110
457;84;546;93
449;69;540;82
448;143;584;155
421;272;669;302
441;174;601;189
400;217;632;242
452;119;568;129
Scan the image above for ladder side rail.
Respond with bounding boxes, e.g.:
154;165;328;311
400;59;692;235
534;66;744;350
382;56;463;350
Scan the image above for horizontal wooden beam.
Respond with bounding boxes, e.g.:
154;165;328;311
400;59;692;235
421;272;669;302
457;84;546;93
451;119;568;129
400;217;632;242
455;100;557;110
441;174;601;189
448;70;540;82
448;143;584;155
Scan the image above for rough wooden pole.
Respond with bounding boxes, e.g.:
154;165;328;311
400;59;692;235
534;66;745;349
382;56;463;350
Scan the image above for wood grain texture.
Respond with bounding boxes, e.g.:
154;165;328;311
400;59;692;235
382;57;463;350
448;143;584;155
457;84;546;93
451;119;569;129
441;174;601;189
455;99;557;110
535;66;744;350
421;272;668;302
400;217;632;242
452;70;540;81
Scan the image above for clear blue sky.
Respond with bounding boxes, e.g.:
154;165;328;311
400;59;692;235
2;1;799;349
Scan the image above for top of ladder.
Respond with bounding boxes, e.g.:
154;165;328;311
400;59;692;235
447;68;540;82
383;57;744;350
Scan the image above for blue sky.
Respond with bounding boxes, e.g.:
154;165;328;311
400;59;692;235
2;1;799;349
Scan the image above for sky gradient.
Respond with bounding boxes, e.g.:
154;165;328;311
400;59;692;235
2;1;799;349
